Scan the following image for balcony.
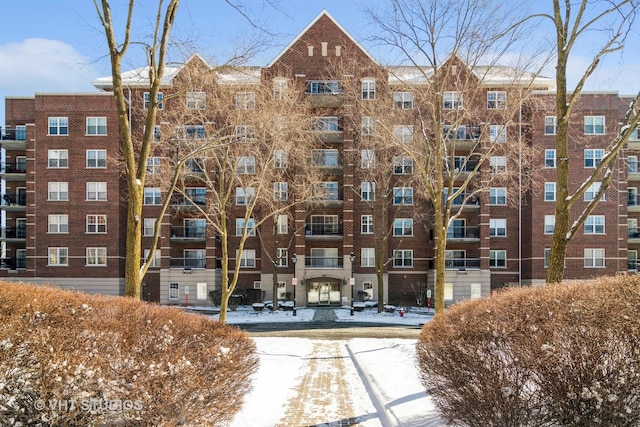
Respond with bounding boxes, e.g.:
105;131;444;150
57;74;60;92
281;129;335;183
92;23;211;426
1;127;27;150
446;226;480;241
445;258;481;269
629;260;638;271
170;257;206;269
170;226;206;241
1;193;26;211
443;125;481;150
304;223;343;239
444;160;480;178
0;257;26;270
312;151;343;174
306;81;344;107
0;226;27;241
170;195;207;210
305;257;344;269
628;164;640;181
309;117;344;143
629;196;640;212
0;161;26;181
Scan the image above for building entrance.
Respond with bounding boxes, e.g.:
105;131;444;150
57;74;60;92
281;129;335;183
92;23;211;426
307;281;341;305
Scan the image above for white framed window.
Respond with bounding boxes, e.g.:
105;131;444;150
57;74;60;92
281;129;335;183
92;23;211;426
470;283;482;299
143;92;163;110
489;156;507;173
489;187;506;205
361;116;374;135
311;116;340;132
185;249;205;269
276;215;288;234
87;214;107;233
489;250;506;268
584;215;605;234
147;157;161;174
48;182;69;201
235;125;255;142
196;282;208;300
48;214;68;233
361;248;375;267
237;249;256;267
48;247;68;266
584;116;605;135
86;117;107;135
361;215;373;234
393;157;413;174
393;92;413;109
86;182;107;201
628;250;638;270
489;218;506;237
307;80;340;94
277;281;287;299
393;250;413;267
361;149;376;169
544;182;556;201
489;125;506;143
544;248;551;268
274;150;288;168
630;187;638;206
628;155;638;173
630;126;640;141
48;150;68;168
86;149;107;168
236;218;256;236
444;283;453;301
236;92;256;110
393;187;414;205
273;182;288;201
237;156;256;174
143;218;156;236
312;182;339;201
183;125;205;139
363;282;374;300
487;91;506;109
584;149;604;168
393;218;414;236
273;79;287;100
361;79;376;100
312;149;339;167
169;283;179;300
86;247;107;266
393;125;413;143
545;149;556;168
584;248;605;267
186;91;206;110
276;248;289;267
544;215;555;234
443;91;462;109
48;117;68;135
236;187;256;205
585;182;605;201
144;187;161;205
544;116;557;135
361;182;375;201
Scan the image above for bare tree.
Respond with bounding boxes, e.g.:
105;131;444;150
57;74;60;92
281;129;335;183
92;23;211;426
367;0;543;314
541;0;640;283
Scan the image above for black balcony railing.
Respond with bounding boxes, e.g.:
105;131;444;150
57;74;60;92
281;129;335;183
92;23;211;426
305;257;344;268
445;258;481;269
170;258;206;269
629;196;639;206
1;128;26;141
1;162;26;174
629;228;640;238
305;223;343;236
1;193;26;206
629;260;638;270
446;226;480;239
1;226;26;239
171;226;206;239
0;257;26;269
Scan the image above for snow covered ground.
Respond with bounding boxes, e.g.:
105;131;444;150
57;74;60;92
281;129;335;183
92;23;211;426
189;306;443;426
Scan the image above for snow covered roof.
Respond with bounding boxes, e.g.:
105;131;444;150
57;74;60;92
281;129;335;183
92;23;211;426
92;65;182;90
216;66;261;85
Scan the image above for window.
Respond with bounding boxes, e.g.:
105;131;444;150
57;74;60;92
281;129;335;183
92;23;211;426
470;283;482;300
361;117;374;135
151;125;161;143
86;150;107;168
489;219;506;237
544;215;555;234
237;156;256;174
585;215;605;234
144;187;161;205
48;117;68;135
445;250;466;268
393;125;413;143
186;158;205;174
48;182;69;201
363;282;374;300
48;214;68;233
48;150;68;168
169;283;179;300
489;125;506;143
235;125;255;142
545;149;556;168
48;247;68;266
143;92;163;110
86;117;107;135
628;250;638;270
311;117;340;132
307;80;341;94
273;79;287;100
447;219;466;238
236;92;255;109
312;149;339;167
443;91;462;109
487;91;506;109
238;249;256;267
86;247;107;266
183;125;205;139
361;215;373;234
628;155;638;173
630;126;640;141
186;91;206;110
144;249;161;268
236;187;256;205
361;248;375;267
444;283;453;300
276;248;288;267
361;79;376;100
312;182;339;201
544;116;557;135
361;149;376;168
236;218;256;236
361;182;375;201
489;250;506;268
147;157;161;174
544;248;551;268
444;187;465;205
584;149;604;168
393;250;413;267
629;188;638;206
393;92;413;109
489;156;506;173
585;182;605;201
393;187;414;205
274;150;288;168
276;215;288;234
142;218;156;237
489;188;506;205
393;157;413;174
584;248;605;267
185;187;206;205
544;182;556;201
584;116;605;135
87;215;106;233
185;250;206;268
393;218;414;236
273;182;288;201
86;182;107;201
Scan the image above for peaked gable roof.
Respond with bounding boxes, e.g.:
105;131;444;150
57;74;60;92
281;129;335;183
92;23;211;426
266;10;379;68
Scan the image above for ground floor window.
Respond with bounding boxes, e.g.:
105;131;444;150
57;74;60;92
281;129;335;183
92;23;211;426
169;283;179;300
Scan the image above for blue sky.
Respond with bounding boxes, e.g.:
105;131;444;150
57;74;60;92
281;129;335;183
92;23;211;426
1;0;639;127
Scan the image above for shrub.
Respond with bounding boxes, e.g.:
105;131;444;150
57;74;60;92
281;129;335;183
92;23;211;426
416;275;640;427
0;282;258;426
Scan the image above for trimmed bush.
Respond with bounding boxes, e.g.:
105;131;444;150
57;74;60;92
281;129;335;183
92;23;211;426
0;282;258;426
416;275;640;427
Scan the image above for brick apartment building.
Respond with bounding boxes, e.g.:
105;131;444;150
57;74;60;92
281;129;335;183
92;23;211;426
1;11;638;306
